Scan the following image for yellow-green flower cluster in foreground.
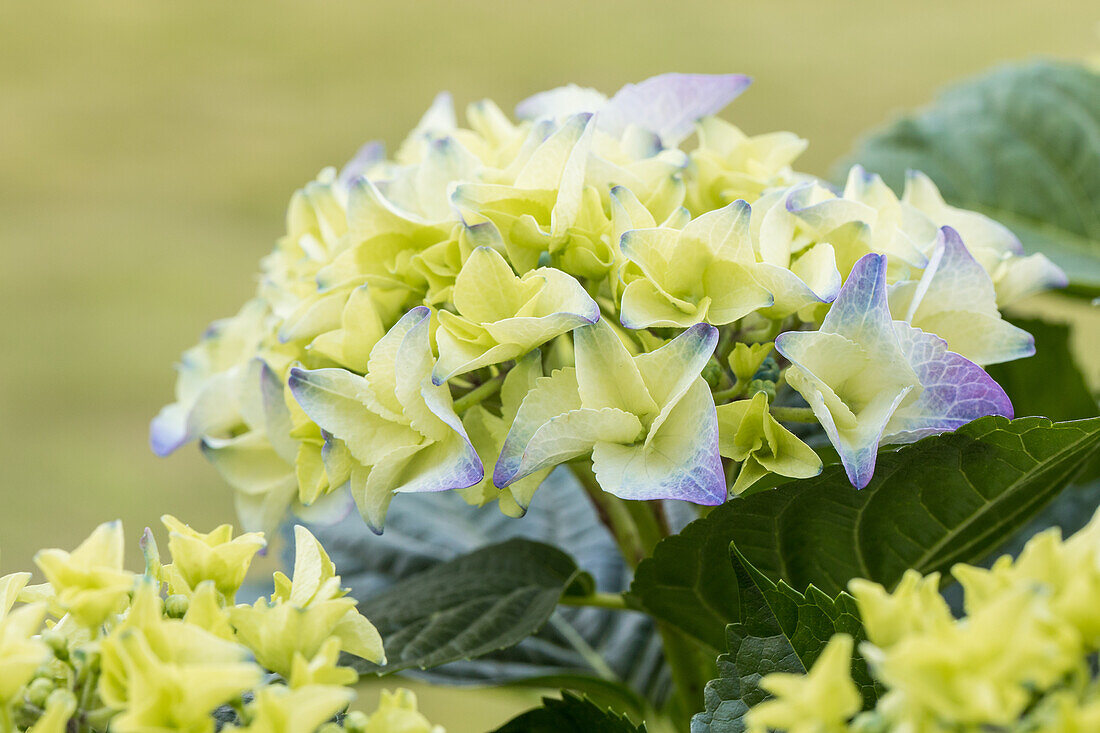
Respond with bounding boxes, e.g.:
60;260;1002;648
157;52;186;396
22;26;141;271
152;73;1066;534
746;507;1100;733
0;519;441;733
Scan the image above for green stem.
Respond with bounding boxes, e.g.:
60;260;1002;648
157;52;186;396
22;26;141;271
570;461;648;567
559;591;629;611
656;623;714;731
711;380;745;404
570;459;710;732
452;373;505;413
769;406;817;423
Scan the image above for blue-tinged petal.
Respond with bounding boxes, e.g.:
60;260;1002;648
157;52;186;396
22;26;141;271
599;73;753;147
249;359;297;464
364;306;430;419
495;368;583;487
786;365;913;489
392;306;462;442
633;322;718;439
821;253;901;358
501;408;643;485
993;252;1067;305
514;113;594;191
390;432;484;495
150;370;241;457
337;140;385;190
592;379;725;505
884;323;1013;444
901;227;1035;365
287;367;420;466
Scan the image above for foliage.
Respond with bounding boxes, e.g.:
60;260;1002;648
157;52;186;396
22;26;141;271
691;550;875;733
304;469;668;699
629;416;1100;649
716;507;1100;733
493;692;648;733
350;538;582;674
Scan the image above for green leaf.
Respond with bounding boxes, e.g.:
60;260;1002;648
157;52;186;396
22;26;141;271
494;692;647;733
837;61;1100;295
351;538;582;674
308;471;667;700
630;416;1100;649
691;549;875;733
987;317;1097;422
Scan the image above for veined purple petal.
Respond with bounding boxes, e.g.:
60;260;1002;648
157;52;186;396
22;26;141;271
885;323;1013;443
821;253;899;356
599;73;752;147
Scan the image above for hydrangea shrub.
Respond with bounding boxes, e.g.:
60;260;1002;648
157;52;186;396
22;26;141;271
6;67;1095;732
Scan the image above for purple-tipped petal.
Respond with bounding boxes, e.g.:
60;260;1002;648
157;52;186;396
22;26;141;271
599;73;752;147
337;140;385;189
149;404;188;457
885;323;1013;444
821;254;899;357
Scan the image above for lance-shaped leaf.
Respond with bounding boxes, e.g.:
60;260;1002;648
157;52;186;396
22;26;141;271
890;226;1035;366
777;252;1011;488
495;319;725;505
289;307;483;532
619;200;773;329
433;247;599;382
351;538;582;674
692;549;875;733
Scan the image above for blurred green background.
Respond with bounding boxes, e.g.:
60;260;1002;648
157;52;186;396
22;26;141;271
1;1;1097;729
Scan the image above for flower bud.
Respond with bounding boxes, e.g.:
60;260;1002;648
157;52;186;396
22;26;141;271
37;658;71;685
41;629;69;661
751;356;780;383
165;594;190;619
344;710;369;733
748;378;776;402
701;357;725;389
25;677;54;709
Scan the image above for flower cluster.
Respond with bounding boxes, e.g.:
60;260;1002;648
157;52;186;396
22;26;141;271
0;518;440;732
746;507;1100;732
152;73;1066;533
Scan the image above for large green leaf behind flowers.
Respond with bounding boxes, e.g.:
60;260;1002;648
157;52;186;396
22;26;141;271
629;416;1100;651
837;61;1100;295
